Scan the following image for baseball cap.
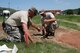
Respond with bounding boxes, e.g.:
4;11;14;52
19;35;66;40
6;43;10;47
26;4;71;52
40;12;45;15
29;7;38;16
40;9;45;15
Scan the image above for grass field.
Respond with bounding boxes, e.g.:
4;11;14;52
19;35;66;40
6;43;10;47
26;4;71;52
32;15;80;30
0;15;80;53
32;15;41;24
0;41;80;53
57;21;80;30
56;15;80;23
0;16;3;22
56;15;80;30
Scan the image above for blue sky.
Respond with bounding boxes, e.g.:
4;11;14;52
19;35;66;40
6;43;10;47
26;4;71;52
0;0;80;10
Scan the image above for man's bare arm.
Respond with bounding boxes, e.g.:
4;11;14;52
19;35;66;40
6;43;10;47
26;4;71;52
22;22;33;46
44;18;56;23
30;19;40;31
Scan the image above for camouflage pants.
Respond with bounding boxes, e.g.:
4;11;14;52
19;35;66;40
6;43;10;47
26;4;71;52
4;23;24;42
43;24;58;36
46;24;55;35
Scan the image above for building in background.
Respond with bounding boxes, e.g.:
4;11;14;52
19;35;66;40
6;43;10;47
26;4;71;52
45;10;62;15
39;10;62;15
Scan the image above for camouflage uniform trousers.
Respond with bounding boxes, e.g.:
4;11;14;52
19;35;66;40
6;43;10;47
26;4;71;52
44;23;58;37
4;24;24;42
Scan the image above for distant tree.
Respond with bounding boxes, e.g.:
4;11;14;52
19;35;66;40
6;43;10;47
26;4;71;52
73;9;78;15
77;8;80;15
62;8;80;15
66;9;73;15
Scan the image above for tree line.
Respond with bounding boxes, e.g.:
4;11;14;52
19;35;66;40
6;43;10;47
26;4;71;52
0;7;80;15
62;8;80;15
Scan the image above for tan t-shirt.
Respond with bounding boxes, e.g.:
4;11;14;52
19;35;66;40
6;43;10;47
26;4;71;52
5;11;28;26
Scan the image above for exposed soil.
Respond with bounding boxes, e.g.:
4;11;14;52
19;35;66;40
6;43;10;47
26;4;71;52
55;27;80;48
30;26;80;49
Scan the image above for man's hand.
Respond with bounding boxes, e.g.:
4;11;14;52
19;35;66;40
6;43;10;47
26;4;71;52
44;19;48;23
37;27;41;32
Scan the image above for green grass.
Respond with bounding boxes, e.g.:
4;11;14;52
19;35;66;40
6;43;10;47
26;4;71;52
56;15;80;30
0;41;80;53
32;15;41;24
0;16;3;22
58;21;80;30
32;15;80;30
56;15;80;23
